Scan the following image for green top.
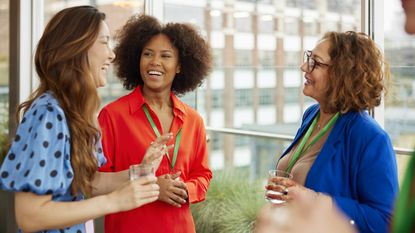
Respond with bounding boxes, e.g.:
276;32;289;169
393;152;415;233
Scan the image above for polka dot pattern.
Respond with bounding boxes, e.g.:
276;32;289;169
0;92;105;233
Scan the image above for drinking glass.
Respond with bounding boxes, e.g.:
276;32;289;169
129;164;155;180
265;169;293;204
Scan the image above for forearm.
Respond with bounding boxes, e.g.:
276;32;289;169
15;192;115;232
91;170;128;196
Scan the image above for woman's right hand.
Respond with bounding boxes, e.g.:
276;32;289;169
107;176;159;213
142;133;173;169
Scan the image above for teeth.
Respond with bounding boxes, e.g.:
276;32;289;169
148;70;162;76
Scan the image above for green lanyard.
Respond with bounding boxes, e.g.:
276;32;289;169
393;153;415;233
143;105;182;170
285;112;340;173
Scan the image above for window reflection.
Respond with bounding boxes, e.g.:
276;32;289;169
161;0;361;169
44;0;144;107
384;0;415;149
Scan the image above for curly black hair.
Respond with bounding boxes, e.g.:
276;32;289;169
114;14;213;95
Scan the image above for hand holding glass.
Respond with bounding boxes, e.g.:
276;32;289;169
265;169;293;204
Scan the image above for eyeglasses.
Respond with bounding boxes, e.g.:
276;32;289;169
303;50;330;73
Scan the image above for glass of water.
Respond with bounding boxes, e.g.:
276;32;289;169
265;169;293;204
129;164;155;180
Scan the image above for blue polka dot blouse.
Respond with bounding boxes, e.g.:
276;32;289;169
0;91;106;233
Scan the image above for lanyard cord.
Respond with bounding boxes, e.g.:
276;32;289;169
143;105;182;170
285;112;340;173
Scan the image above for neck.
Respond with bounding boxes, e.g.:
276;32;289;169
142;86;172;110
317;109;336;129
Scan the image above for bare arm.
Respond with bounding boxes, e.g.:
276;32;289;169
15;176;159;232
92;133;173;196
91;170;128;196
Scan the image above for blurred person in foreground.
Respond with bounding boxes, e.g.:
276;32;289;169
264;31;398;233
98;14;213;233
0;6;171;233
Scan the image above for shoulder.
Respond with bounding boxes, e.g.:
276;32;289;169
178;101;204;123
342;111;387;137
22;92;68;131
300;104;319;124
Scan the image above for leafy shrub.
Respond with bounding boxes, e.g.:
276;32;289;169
191;169;266;233
0;118;9;164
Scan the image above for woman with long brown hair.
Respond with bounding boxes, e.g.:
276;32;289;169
0;6;169;233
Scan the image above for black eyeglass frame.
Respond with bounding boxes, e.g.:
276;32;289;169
303;50;330;73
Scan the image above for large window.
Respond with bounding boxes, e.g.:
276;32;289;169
384;1;415;151
44;0;144;107
161;0;361;171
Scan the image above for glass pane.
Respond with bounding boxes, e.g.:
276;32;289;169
165;0;362;171
384;1;415;150
0;0;9;160
44;0;145;107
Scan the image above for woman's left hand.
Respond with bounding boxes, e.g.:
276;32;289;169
157;173;188;208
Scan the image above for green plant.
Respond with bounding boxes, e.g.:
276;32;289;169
0;116;9;164
191;169;266;233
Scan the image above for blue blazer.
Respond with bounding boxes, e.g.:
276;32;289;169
279;104;398;233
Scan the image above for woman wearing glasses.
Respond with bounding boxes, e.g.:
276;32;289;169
265;31;398;233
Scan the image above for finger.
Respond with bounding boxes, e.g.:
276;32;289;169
269;177;296;187
170;187;188;200
134;176;157;185
137;189;160;199
265;184;287;193
165;196;182;207
168;193;186;205
138;195;159;206
135;183;160;192
173;180;187;190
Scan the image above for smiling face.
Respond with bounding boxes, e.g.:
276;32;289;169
140;33;181;94
301;39;331;104
87;21;115;87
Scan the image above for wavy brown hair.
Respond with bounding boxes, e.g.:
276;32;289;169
114;14;213;94
17;6;105;196
321;31;390;113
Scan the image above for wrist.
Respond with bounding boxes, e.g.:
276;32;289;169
102;193;118;214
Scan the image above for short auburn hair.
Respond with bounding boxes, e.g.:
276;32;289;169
321;31;390;113
114;14;213;95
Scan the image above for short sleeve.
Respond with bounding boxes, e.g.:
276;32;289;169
0;101;73;196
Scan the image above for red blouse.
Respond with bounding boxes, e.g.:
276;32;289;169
98;86;212;233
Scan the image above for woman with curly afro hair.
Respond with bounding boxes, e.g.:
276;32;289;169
98;14;213;233
264;31;398;233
